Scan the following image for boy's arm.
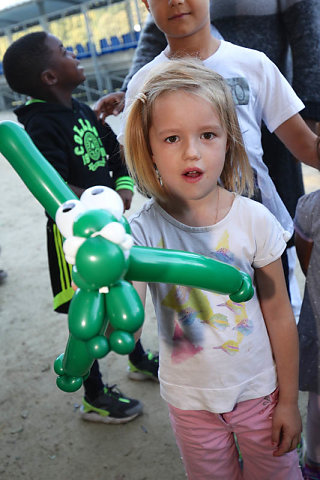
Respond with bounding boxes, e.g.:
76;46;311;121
294;230;313;276
255;258;302;457
274;113;319;169
283;0;320;123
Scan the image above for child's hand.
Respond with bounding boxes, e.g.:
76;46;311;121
93;91;125;122
271;401;302;456
117;188;133;211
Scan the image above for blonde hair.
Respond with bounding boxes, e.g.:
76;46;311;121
124;58;254;202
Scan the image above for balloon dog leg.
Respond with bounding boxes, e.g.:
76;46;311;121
54;280;145;393
126;246;254;303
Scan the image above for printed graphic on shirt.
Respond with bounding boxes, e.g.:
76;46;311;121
210;230;235;264
157;237;165;248
159;229;251;362
172;319;203;363
225;77;249;106
73;118;108;171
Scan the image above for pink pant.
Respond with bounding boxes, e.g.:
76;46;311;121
168;390;303;480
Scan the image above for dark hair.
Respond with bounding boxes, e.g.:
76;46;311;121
3;31;51;97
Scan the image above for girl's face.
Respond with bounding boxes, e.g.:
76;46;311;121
149;90;228;205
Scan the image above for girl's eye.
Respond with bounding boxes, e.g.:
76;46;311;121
165;135;179;143
201;132;215;140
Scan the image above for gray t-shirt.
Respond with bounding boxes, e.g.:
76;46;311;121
294;190;320;394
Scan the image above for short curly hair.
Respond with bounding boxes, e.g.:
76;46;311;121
3;31;51;98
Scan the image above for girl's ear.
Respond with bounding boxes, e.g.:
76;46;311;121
41;69;58;86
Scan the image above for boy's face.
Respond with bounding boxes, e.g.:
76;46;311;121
45;34;85;88
142;0;210;40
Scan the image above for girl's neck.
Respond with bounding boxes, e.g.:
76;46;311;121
159;187;234;227
165;31;220;61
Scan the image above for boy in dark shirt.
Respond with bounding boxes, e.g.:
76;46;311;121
3;31;158;424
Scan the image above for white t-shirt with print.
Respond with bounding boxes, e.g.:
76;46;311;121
129;195;288;413
120;41;304;234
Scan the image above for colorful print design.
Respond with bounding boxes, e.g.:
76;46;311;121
160;230;252;362
73;118;108;171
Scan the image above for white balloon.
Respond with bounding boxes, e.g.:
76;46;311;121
93;222;126;244
55;200;86;239
63;236;85;265
80;186;123;220
122;233;134;250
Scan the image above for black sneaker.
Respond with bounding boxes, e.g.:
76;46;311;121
128;352;159;382
80;384;143;424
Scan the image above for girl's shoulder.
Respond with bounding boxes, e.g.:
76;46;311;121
129;198;169;248
129;198;157;224
234;195;291;241
234;195;275;217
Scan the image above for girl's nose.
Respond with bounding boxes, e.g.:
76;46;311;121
169;0;185;6
184;139;201;161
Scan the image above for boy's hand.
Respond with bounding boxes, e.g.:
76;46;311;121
271;401;302;456
94;91;125;123
117;188;133;211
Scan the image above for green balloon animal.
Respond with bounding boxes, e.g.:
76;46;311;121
0;121;254;392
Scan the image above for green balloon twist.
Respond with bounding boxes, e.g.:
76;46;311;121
0;121;77;218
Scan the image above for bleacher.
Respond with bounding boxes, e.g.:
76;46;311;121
0;0;146;110
67;30;140;59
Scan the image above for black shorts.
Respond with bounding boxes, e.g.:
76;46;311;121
46;217;74;314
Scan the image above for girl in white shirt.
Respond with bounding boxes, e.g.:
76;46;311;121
125;59;303;480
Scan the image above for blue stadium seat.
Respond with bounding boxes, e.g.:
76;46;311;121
99;37;109;53
110;35;122;51
98;32;140;56
122;31;139;49
75;43;91;59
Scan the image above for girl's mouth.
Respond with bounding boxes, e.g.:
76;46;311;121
182;169;203;182
184;170;201;177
